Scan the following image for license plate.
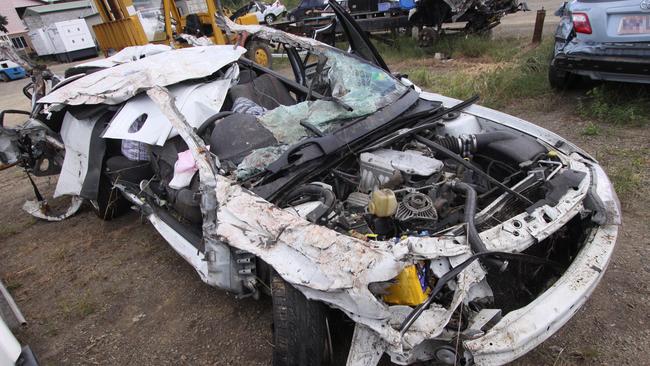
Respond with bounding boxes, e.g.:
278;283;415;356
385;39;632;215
618;15;650;34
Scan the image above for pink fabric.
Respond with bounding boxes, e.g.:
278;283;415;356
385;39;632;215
169;147;208;189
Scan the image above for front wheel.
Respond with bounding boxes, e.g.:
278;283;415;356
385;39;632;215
271;272;328;366
265;14;276;24
0;73;8;82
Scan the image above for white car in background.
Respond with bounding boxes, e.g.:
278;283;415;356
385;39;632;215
238;0;287;24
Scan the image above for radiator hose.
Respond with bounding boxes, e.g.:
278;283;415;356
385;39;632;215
435;132;515;158
451;181;504;268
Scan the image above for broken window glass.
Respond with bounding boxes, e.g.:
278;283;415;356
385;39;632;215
258;48;409;144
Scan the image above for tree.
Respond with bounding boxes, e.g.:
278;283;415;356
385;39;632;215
0;14;8;34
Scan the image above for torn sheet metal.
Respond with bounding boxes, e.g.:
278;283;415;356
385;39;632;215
221;17;325;50
39;46;246;109
213;174;484;348
347;325;386;366
146;85;484;351
73;44;172;69
102;76;234;146
177;34;215;46
465;224;619;365
54;112;98;198
22;196;84;221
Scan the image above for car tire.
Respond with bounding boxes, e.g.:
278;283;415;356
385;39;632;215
0;72;8;82
271;272;328;366
265;14;276;24
288;14;296;22
93;172;130;220
246;40;273;69
418;27;439;47
548;63;574;90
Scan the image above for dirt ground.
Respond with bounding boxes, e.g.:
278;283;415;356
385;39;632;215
1;50;649;365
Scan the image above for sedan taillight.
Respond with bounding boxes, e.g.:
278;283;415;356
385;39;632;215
572;12;592;34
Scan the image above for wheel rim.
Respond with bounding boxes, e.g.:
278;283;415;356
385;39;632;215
266;15;274;23
254;48;269;67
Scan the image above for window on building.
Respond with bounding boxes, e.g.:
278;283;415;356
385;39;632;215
11;36;28;50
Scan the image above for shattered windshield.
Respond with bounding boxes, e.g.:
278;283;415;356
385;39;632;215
258;48;409;144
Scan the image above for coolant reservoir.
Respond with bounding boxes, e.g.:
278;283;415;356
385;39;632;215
383;265;429;306
368;189;397;217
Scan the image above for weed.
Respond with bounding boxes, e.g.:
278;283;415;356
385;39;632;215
60;293;97;319
5;281;22;291
403;39;554;109
0;226;19;240
78;299;97;317
578;84;650;126
582;122;601;136
53;247;67;262
606;148;648;201
372;34;519;63
433;34;519;61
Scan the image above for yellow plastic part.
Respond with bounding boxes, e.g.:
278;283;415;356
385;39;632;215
236;13;260;25
383;265;429;306
368;189;397;217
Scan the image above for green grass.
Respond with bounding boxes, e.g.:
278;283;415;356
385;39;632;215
578;84;650;127
60;293;97;319
403;39;554;109
5;281;22;291
371;34;520;63
582;122;601;136
606;148;648;200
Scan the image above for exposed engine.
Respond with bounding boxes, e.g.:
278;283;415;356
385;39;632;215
278;122;552;241
272;115;581;312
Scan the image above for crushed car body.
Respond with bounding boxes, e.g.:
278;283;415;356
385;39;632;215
0;3;621;365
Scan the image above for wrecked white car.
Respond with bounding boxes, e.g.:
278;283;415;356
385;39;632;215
0;5;620;366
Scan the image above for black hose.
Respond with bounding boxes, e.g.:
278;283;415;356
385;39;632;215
451;181;504;270
415;135;533;205
278;184;336;223
360;95;481;153
435;132;516;157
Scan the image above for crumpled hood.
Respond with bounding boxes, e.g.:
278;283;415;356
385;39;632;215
38;46;246;109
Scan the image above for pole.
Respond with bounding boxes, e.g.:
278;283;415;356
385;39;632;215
532;8;546;44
